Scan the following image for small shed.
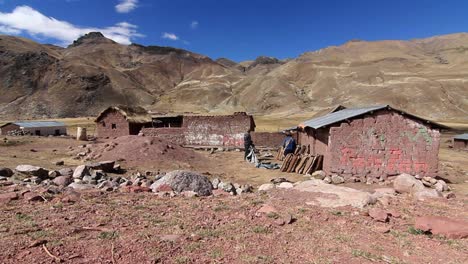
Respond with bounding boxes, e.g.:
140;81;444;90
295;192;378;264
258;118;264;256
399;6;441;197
453;134;468;150
0;121;67;136
95;106;152;137
297;105;447;182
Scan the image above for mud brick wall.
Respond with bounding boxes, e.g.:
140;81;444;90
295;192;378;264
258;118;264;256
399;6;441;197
251;132;286;148
453;139;468;150
324;110;440;181
298;127;329;155
140;128;186;145
183;115;254;147
0;123;20;135
96;110;131;138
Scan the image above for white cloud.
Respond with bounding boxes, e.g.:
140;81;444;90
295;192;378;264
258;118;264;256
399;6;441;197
162;32;178;41
190;21;198;29
115;0;138;13
0;6;143;45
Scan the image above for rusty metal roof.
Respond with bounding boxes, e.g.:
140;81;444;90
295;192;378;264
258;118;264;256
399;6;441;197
300;105;387;129
454;133;468;140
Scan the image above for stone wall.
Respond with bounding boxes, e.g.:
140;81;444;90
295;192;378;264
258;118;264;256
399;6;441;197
141;114;255;147
183;114;254;147
324;110;440;182
140;127;186;145
453;139;468;150
96;110;130;138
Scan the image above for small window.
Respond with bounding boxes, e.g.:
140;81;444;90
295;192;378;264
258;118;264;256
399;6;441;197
102;121;106;127
111;124;117;129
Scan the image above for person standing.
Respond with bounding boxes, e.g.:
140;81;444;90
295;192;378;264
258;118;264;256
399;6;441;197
244;130;253;160
282;131;296;156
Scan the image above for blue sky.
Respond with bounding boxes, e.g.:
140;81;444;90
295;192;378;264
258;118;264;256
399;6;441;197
0;0;467;61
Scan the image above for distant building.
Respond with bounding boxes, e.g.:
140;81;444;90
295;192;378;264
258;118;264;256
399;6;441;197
296;105;448;182
95;106;152;137
0;121;67;136
453;134;468;150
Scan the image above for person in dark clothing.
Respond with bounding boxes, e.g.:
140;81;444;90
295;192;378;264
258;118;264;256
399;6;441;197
282;131;296;156
244;131;253;160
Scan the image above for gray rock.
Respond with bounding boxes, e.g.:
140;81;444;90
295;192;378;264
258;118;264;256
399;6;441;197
331;174;345;184
73;165;90;179
219;182;235;192
97;180;118;190
91;170;106;180
53;176;73;187
48;170;60;179
211;178;221;189
58;168;74;177
82;175;93;184
0;167;13;177
278;182;294;189
258;183;275;191
54;160;65;166
435;180;448;192
150;170;213;196
68;182;95;190
393;173;425;194
323;176;332;184
15;165;49;179
413;188;443;201
88;161;115;173
311;170;326;180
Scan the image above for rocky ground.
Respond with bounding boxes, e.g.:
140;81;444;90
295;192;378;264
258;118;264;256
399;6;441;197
0;135;467;263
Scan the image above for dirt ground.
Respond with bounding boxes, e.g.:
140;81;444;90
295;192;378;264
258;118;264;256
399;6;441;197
1;120;467;263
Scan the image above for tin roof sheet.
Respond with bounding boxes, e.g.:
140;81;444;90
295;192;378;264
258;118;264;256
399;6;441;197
13;121;66;128
454;133;468;140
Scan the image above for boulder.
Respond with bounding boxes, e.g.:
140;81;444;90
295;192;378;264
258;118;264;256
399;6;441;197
258;183;275;192
68;182;95;190
278;182;294;189
311;170;327;180
219;182;235;193
73;165;90;179
413;188;442;201
0;167;13;177
15;165;49;179
58;168;74;177
368;208;389;222
434;180;448;192
48;170;60;179
53;176;73;187
393;173;425;194
88;161;115;173
294;179;376;208
211;178;221;189
331;174;345;184
150;170;213;196
415;216;468;239
323;176;332;184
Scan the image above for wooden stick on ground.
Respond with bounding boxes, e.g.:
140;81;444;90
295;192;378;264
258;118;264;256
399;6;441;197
42;244;62;263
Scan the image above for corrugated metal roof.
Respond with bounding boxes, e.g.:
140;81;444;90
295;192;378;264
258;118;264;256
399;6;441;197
13;121;66;128
300;105;387;129
454;133;468;140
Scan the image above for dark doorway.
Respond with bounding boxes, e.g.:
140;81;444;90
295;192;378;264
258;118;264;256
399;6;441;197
55;129;60;136
35;130;41;136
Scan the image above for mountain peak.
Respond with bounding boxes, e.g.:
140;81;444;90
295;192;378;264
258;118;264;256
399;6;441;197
68;32;115;48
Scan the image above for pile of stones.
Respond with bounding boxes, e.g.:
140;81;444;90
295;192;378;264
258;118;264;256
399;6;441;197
6;130;31;136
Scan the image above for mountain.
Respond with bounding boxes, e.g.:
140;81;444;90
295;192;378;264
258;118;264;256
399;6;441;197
0;32;467;121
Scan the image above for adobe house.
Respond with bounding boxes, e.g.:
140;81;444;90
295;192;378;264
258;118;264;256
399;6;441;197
0;121;66;136
95;106;152;137
453;134;468;150
297;105;448;182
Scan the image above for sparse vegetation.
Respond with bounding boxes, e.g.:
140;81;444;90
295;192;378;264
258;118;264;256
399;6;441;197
98;231;119;240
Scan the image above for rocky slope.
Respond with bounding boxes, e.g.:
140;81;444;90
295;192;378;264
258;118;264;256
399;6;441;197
0;32;467;121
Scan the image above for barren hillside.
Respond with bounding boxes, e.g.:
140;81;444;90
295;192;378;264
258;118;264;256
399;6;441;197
0;32;467;121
